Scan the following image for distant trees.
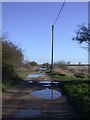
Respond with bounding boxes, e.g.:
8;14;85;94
79;62;81;65
30;61;38;66
42;62;50;68
66;61;71;65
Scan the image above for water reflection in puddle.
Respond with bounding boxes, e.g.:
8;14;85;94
53;82;59;84
16;108;41;118
28;80;33;83
27;73;45;78
43;84;51;87
31;88;62;100
39;81;60;87
39;81;51;84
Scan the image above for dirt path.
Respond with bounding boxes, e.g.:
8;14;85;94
2;72;81;120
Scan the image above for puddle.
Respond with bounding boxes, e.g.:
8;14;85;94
28;81;33;83
39;81;60;84
39;81;51;84
16;108;41;118
40;67;46;71
39;81;51;87
27;73;45;78
43;84;51;87
39;81;60;87
31;88;62;100
53;82;59;84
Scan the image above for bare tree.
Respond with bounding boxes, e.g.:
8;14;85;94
72;23;90;75
72;23;90;57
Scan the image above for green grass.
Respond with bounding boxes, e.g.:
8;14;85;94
49;72;89;81
49;72;89;118
2;71;29;92
2;79;22;92
31;69;39;73
63;82;89;118
19;71;29;79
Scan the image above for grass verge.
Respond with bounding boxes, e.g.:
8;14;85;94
49;72;89;118
2;71;29;92
49;72;89;81
63;81;89;118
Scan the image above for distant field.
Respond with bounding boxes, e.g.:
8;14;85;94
53;64;89;77
67;64;88;74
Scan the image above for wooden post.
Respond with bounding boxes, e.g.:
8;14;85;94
51;25;54;72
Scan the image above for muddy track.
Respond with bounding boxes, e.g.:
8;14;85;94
2;72;82;120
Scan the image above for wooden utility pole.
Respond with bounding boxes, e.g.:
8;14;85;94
51;25;54;72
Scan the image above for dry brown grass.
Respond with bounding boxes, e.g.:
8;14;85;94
54;66;73;77
54;64;88;76
67;65;88;74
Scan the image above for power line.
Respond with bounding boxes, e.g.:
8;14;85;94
53;0;66;25
51;0;66;72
